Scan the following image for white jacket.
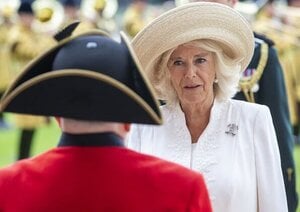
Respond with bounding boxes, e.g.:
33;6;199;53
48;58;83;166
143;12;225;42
127;99;288;212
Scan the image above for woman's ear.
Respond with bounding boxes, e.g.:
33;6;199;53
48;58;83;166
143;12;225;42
231;0;238;7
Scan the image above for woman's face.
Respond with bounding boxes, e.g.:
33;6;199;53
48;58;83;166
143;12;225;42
167;44;216;105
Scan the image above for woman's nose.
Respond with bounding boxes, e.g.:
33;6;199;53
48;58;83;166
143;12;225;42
185;64;197;78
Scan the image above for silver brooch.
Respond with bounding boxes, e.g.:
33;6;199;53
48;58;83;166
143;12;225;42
225;124;238;136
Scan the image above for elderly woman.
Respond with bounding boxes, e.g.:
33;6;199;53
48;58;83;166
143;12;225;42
127;2;288;212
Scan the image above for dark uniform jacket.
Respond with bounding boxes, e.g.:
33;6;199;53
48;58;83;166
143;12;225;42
0;133;212;212
234;32;298;212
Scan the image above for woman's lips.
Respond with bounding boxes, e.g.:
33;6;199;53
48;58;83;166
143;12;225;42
184;84;201;89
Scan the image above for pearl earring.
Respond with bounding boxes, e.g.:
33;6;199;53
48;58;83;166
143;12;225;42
214;78;219;83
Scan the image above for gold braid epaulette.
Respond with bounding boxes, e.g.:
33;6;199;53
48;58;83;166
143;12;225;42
239;42;268;103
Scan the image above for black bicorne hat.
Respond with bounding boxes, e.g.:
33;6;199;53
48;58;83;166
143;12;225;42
0;25;162;125
60;0;81;8
18;1;34;14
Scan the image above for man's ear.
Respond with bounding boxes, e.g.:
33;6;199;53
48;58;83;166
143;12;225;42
124;123;131;132
54;117;62;127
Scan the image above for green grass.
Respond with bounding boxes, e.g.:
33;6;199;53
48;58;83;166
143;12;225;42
0;116;299;211
0;117;60;165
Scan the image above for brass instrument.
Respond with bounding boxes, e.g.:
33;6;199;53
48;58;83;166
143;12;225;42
0;0;19;23
80;0;118;32
32;0;65;34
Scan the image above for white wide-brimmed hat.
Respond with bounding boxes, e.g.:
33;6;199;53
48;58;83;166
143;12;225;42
132;2;254;74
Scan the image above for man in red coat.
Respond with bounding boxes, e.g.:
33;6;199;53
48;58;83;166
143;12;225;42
0;23;212;212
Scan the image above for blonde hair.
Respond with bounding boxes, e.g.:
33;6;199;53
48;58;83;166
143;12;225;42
146;39;241;104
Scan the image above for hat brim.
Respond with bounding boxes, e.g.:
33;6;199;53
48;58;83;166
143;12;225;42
1;70;161;124
132;2;254;73
0;31;162;124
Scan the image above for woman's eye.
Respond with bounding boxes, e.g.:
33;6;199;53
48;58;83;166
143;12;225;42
195;58;206;64
173;60;183;66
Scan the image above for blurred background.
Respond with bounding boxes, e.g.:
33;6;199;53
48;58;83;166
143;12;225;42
0;0;299;211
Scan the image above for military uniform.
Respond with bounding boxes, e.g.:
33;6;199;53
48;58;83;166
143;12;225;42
254;0;300;138
268;30;300;130
0;21;12;94
282;15;300;139
234;32;298;212
7;1;55;159
8;24;55;130
291;44;300;138
0;18;13;128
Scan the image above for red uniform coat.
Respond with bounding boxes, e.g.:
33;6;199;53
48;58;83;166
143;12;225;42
0;133;212;212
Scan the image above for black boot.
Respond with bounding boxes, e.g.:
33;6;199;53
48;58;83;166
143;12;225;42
0;92;10;129
18;129;35;160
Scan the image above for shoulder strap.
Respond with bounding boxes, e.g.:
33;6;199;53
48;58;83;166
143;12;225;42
239;40;268;102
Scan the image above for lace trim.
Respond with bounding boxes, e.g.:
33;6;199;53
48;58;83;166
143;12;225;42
163;99;227;202
162;103;191;167
194;99;226;201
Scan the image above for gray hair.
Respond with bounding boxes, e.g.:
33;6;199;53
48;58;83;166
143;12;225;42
146;39;241;104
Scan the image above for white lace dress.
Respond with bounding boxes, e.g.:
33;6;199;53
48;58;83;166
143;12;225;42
126;98;288;212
